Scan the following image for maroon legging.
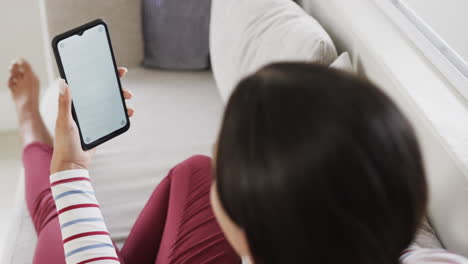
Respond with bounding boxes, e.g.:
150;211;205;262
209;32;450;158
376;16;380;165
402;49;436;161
23;142;239;264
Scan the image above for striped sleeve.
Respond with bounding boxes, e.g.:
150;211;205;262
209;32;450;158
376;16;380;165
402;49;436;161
401;245;468;264
50;169;120;264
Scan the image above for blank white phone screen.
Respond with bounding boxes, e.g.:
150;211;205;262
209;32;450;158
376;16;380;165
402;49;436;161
58;24;127;144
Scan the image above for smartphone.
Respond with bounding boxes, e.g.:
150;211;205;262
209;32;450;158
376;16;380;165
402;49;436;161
52;19;130;150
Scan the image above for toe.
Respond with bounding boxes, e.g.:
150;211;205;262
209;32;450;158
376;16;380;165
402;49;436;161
18;58;31;73
10;63;24;80
10;62;20;74
8;77;17;89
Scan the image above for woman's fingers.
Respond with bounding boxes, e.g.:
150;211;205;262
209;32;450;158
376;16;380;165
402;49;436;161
118;67;128;78
118;67;132;98
118;68;133;117
56;79;73;126
123;89;134;117
122;88;133;99
127;108;135;117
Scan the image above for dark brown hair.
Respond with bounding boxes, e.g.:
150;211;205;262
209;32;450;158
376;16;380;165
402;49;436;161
215;63;427;264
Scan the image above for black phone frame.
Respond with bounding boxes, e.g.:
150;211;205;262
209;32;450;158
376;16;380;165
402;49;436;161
52;19;130;150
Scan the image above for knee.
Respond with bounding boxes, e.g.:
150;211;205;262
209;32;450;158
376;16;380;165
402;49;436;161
184;155;212;169
28;190;58;233
23;142;53;159
171;155;213;183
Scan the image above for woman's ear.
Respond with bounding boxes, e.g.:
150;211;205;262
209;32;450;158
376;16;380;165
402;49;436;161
210;183;253;261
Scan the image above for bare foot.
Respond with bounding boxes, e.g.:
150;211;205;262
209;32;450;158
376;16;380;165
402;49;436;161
8;59;53;147
8;59;40;114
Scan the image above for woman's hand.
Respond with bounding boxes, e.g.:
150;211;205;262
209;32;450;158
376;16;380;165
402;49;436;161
50;67;134;174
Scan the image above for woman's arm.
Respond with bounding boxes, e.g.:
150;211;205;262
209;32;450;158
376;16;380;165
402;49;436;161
49;68;133;264
50;169;119;264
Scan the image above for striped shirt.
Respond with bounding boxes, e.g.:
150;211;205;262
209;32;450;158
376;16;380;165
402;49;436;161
401;246;468;264
51;170;468;264
50;169;120;264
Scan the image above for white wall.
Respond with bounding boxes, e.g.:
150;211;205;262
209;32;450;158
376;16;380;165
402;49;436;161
405;0;468;62
0;0;48;132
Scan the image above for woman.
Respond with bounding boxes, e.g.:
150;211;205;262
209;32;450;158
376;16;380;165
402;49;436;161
7;59;468;264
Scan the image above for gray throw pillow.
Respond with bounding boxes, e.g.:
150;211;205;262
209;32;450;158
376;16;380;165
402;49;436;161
142;0;211;70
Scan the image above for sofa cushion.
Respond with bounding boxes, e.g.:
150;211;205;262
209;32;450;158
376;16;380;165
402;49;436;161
210;0;338;102
142;0;212;70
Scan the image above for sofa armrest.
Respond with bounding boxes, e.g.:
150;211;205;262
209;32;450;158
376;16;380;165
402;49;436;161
41;0;143;80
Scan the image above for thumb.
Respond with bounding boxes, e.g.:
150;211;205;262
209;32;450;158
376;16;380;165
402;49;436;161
57;79;72;122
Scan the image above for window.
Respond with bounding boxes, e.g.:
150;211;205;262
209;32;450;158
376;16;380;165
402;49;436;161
376;0;468;97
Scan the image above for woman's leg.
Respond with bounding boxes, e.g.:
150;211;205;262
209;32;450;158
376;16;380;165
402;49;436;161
121;155;239;264
9;59;66;263
24;143;68;264
8;59;53;148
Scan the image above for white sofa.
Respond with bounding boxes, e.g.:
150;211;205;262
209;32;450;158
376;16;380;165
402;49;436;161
3;0;466;263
